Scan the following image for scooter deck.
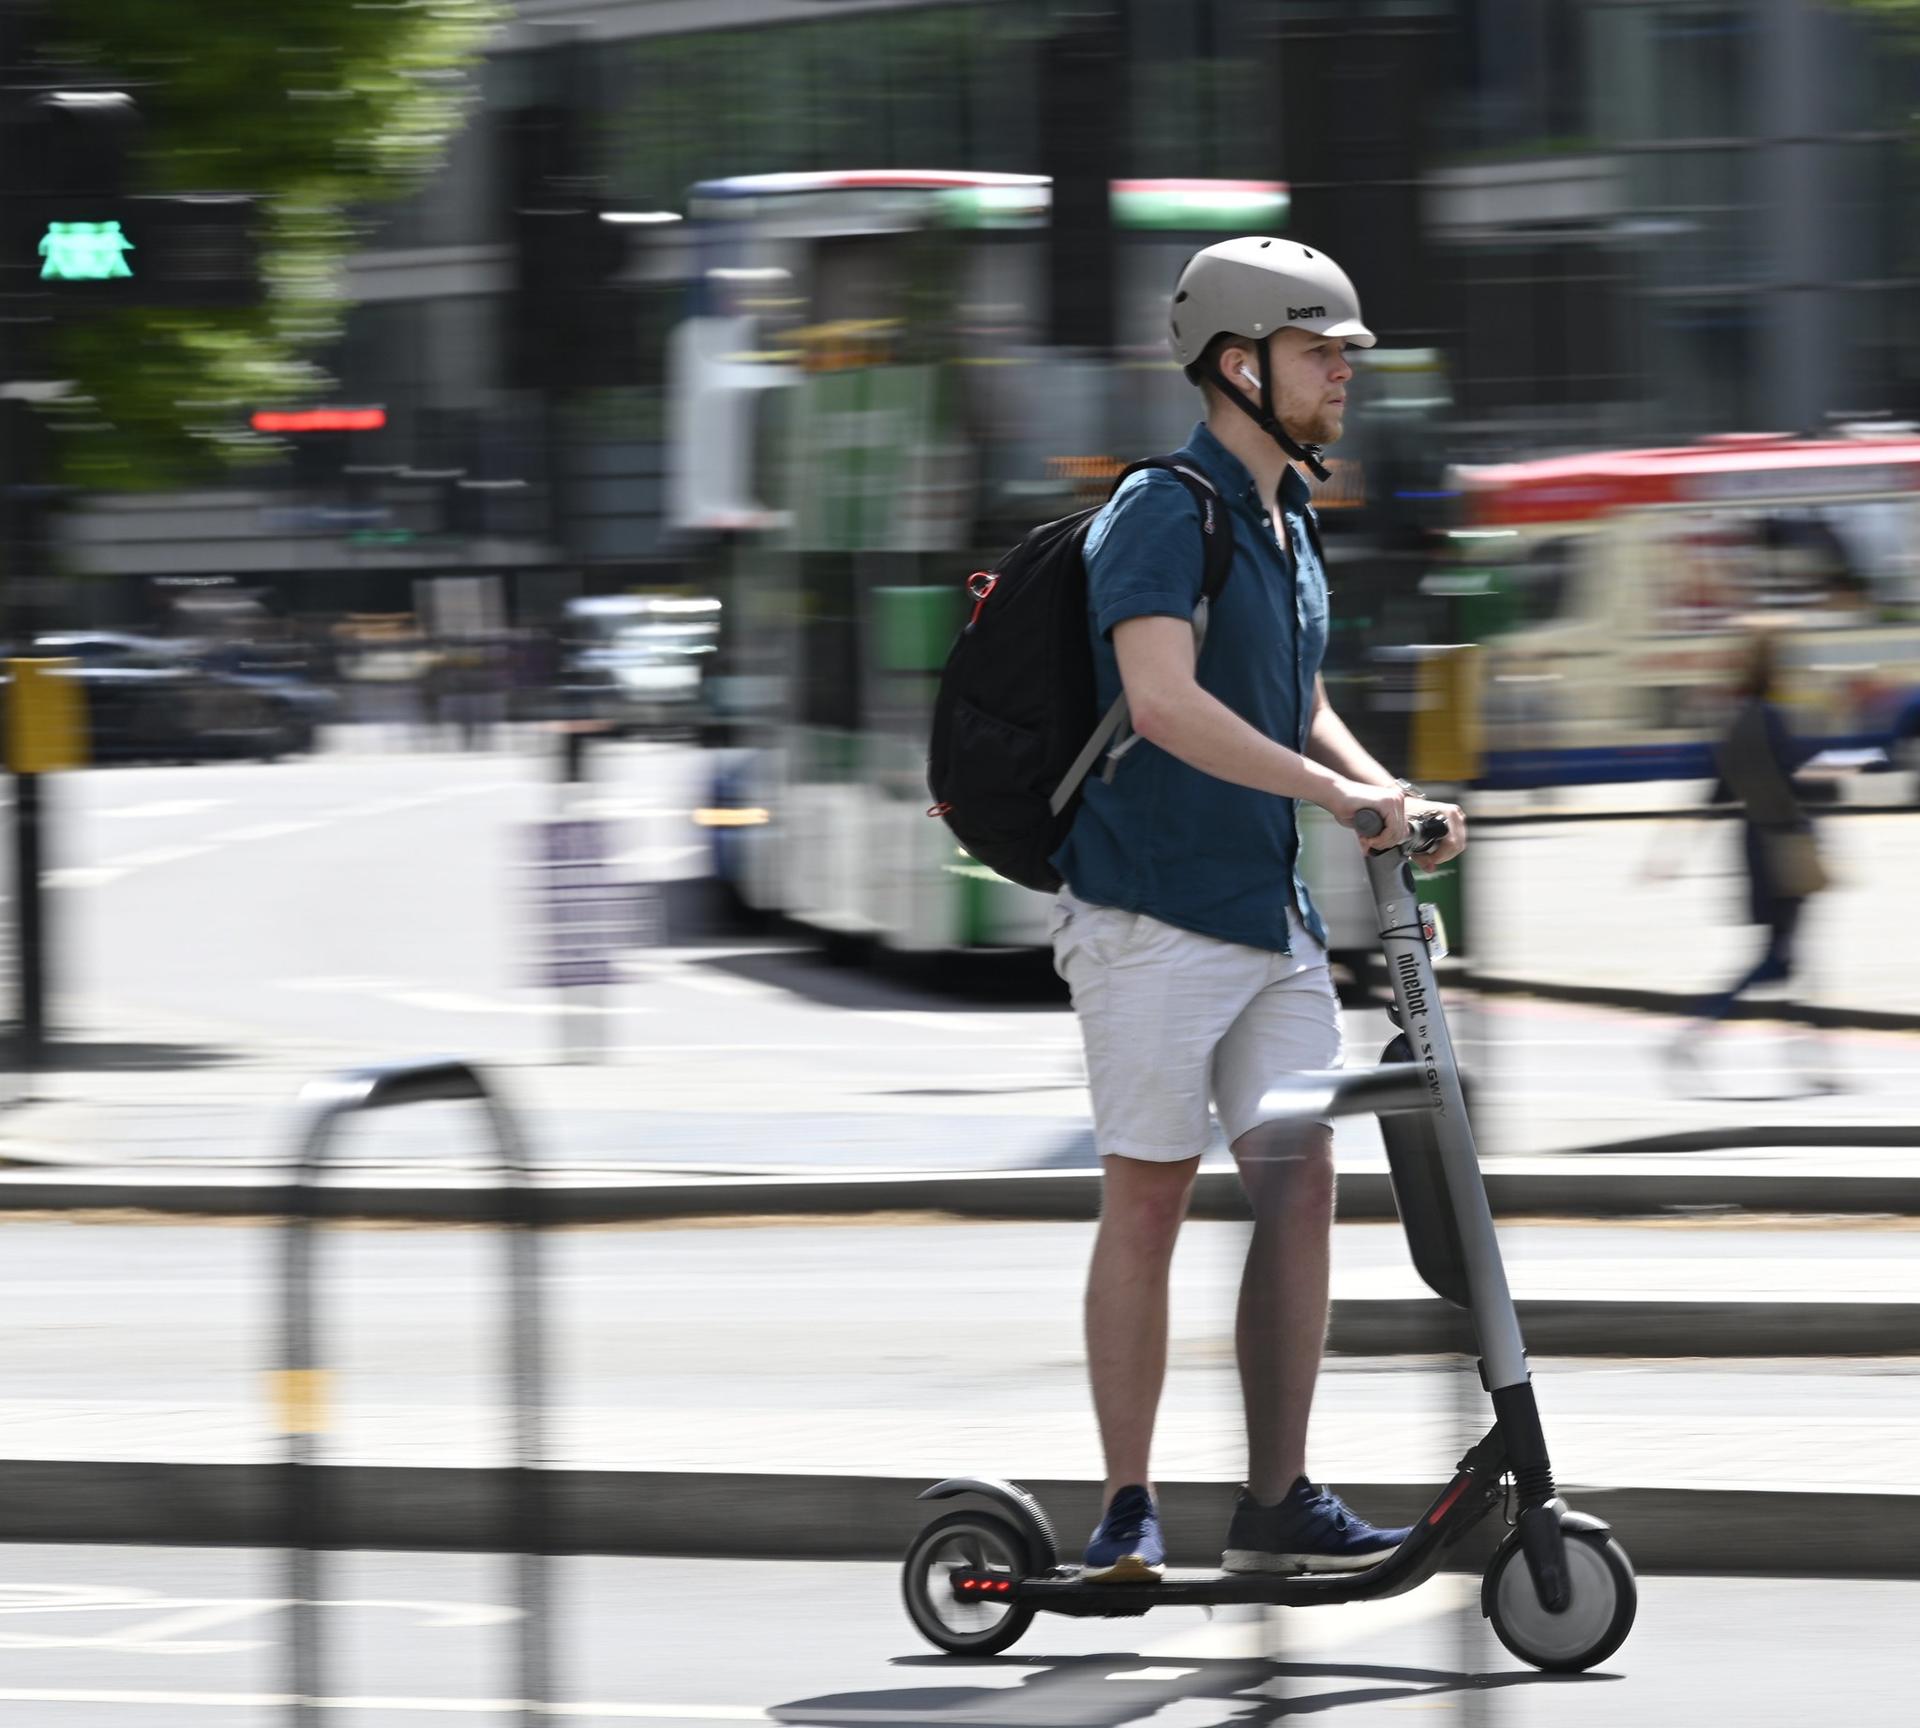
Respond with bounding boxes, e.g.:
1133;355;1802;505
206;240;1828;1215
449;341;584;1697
1015;1561;1419;1613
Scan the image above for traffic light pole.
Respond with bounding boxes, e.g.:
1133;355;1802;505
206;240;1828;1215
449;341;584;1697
3;2;57;1063
11;768;44;1057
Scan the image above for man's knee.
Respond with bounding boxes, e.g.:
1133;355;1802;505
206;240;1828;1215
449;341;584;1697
1232;1125;1336;1217
1098;1155;1198;1250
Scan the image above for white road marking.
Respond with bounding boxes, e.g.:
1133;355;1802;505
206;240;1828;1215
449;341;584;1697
331;797;434;820
96;799;225;821
0;1591;520;1654
211;820;325;843
870;1012;1062;1036
1140;1575;1473;1660
271;976;653;1018
0;1584;141;1613
32;774;534;894
109;844;213;869
593;1041;1075;1053
0;1599;273;1655
666;972;780;1002
44;866;126;890
389;989;650;1018
0;1692;771;1719
1111;1666;1201;1681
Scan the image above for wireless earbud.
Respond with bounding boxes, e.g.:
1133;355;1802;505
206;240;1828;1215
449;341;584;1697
1238;365;1261;390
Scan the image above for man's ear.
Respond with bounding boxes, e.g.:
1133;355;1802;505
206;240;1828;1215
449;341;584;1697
1217;340;1257;390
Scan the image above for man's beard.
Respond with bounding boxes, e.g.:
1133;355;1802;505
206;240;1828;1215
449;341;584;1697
1283;400;1343;448
1304;408;1344;446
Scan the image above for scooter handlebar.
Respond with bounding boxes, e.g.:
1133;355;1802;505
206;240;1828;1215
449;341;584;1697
1353;807;1451;853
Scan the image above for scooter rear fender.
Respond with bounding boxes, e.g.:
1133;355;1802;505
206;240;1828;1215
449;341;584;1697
918;1477;1060;1572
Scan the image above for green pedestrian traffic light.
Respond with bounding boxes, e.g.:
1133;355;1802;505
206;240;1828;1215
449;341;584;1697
38;219;135;281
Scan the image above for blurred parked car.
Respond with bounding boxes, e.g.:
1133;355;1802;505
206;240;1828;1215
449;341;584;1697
194;639;341;750
561;594;722;738
31;632;334;762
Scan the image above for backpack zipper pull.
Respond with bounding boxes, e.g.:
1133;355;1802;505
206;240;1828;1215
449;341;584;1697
964;571;998;631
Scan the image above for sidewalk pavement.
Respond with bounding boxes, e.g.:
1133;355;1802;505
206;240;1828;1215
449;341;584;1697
5;773;1917;1207
1458;791;1920;1029
0;979;1912;1198
5;1217;1917;1573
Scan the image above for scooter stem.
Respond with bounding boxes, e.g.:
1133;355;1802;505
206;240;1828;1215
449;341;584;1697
1360;823;1530;1393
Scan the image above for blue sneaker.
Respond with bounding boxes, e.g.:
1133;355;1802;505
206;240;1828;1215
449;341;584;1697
1083;1484;1165;1583
1221;1478;1410;1574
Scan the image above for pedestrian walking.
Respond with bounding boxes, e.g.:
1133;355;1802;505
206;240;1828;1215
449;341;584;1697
1665;628;1839;1090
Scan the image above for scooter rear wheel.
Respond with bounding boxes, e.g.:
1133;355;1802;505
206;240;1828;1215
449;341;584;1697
1484;1525;1637;1672
902;1510;1034;1656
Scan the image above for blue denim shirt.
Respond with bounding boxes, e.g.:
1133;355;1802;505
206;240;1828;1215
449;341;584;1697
1050;421;1331;954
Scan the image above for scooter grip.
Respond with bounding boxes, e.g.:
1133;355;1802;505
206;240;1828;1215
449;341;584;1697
1354;808;1386;839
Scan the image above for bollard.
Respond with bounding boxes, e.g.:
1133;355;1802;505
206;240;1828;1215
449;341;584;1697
4;657;86;1062
280;1060;547;1726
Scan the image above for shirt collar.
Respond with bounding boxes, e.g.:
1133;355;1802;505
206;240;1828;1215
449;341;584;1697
1181;420;1315;517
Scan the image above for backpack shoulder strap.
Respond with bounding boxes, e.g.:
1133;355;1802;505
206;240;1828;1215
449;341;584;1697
1108;457;1235;603
1069;456;1238;798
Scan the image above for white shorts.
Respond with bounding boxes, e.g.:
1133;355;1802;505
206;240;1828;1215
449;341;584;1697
1050;887;1345;1163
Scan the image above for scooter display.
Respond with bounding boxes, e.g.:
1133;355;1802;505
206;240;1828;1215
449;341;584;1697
902;811;1637;1673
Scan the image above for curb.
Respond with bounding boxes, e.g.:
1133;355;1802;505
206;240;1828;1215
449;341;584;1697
3;1462;1912;1579
1460;972;1920;1034
1470;797;1911;827
1326;1296;1920;1358
1564;1126;1920;1156
6;1160;1920;1223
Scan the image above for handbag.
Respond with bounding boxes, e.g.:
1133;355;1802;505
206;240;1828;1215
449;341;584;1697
1764;827;1828;899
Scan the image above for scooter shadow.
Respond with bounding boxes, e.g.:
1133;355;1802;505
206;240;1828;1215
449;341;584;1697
772;1649;1615;1726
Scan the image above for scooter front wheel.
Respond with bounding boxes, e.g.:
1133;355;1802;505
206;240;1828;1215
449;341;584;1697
902;1510;1035;1656
1484;1525;1637;1672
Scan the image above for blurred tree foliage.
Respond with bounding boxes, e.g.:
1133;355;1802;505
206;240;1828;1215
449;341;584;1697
1847;0;1920;24
37;0;504;489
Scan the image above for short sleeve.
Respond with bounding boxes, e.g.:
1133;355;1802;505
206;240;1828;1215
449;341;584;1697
1083;469;1206;640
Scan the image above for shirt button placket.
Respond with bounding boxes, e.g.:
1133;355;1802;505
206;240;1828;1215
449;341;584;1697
1292;514;1311;752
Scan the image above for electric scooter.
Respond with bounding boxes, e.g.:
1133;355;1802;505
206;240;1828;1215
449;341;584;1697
902;811;1637;1673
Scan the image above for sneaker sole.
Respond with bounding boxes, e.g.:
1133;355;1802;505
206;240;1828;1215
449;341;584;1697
1081;1554;1165;1584
1220;1549;1392;1575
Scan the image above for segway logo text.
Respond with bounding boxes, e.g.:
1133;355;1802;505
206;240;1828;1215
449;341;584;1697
1395;952;1428;1021
1289;305;1327;321
1419;1038;1444;1107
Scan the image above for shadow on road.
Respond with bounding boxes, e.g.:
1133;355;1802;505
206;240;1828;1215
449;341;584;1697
774;1650;1613;1726
697;944;1068;1014
651;876;1065;1008
0;1035;238;1077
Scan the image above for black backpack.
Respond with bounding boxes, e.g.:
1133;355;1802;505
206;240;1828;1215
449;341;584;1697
926;458;1234;892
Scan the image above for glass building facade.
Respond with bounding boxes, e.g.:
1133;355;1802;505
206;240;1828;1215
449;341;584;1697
356;0;1920;458
65;0;1920;592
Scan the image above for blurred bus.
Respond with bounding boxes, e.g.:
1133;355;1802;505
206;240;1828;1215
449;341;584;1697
1455;433;1920;787
673;168;1453;958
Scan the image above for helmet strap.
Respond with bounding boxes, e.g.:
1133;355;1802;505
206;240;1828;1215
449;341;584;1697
1214;335;1331;483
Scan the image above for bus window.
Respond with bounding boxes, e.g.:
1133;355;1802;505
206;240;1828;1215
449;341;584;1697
796;553;862;733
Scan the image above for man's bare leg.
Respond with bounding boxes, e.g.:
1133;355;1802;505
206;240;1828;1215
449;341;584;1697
1230;1123;1336;1503
1085;1152;1201;1500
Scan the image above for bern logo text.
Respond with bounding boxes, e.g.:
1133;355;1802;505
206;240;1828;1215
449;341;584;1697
1289;305;1327;321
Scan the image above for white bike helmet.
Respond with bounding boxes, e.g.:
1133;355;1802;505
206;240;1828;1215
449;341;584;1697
1168;237;1374;479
